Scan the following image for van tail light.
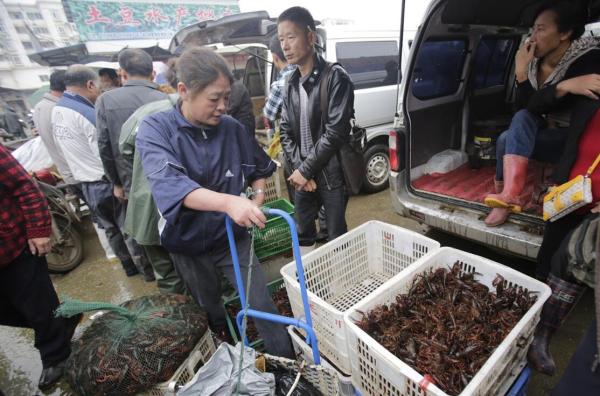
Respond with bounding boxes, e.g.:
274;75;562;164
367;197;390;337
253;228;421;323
389;130;400;171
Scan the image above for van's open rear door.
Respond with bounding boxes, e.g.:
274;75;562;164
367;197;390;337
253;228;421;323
169;11;275;53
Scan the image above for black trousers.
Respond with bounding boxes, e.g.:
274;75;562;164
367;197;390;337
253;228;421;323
0;249;71;368
551;320;600;396
294;185;348;246
536;213;585;281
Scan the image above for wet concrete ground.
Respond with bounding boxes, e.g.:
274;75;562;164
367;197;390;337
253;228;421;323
0;188;593;395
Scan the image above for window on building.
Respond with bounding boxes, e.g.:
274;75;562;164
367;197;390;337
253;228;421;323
39;75;50;82
40;41;54;48
9;55;22;65
27;12;43;20
58;26;65;35
411;39;468;100
22;41;33;50
0;55;7;62
33;27;49;34
335;41;400;90
52;10;62;19
9;11;23;20
472;37;516;89
15;26;28;34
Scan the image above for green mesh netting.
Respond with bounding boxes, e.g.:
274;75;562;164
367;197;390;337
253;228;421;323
57;294;208;396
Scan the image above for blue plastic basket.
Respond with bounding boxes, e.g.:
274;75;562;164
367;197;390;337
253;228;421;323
506;366;532;396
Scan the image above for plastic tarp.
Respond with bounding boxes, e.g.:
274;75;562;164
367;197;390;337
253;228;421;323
11;137;53;172
177;343;275;396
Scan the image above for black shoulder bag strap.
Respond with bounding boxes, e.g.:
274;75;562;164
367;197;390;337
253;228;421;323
318;62;365;195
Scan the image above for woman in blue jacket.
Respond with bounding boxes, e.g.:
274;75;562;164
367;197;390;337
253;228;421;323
136;47;293;358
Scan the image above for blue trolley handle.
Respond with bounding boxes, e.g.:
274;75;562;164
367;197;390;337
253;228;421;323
225;208;321;364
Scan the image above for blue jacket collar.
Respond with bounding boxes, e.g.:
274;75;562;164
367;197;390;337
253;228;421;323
173;101;216;135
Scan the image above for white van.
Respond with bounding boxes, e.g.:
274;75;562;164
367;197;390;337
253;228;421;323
389;0;600;259
170;11;414;193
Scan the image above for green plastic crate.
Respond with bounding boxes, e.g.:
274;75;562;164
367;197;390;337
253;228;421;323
254;199;294;260
224;278;288;350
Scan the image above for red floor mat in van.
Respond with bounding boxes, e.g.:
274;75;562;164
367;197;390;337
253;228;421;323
412;163;547;215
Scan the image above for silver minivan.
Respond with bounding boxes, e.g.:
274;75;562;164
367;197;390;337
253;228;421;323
170;11;414;193
389;0;600;259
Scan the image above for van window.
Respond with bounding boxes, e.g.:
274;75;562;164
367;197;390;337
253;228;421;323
473;37;515;89
335;41;399;90
412;39;467;100
244;51;268;97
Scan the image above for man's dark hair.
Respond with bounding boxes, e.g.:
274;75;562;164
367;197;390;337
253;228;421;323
177;47;233;97
64;65;98;88
49;70;66;92
277;6;316;33
98;68;118;80
535;1;586;40
164;57;179;89
118;48;154;77
268;34;285;62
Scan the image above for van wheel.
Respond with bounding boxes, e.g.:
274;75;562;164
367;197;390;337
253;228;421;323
363;144;390;193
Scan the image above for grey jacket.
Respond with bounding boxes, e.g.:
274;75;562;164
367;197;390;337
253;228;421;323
33;93;76;184
96;80;167;198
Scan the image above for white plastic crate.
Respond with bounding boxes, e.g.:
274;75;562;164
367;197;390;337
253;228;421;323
280;220;441;374
344;247;552;396
143;330;217;396
288;327;355;396
264;165;282;203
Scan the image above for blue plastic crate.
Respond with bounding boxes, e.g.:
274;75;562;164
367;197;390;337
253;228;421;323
506;366;532;396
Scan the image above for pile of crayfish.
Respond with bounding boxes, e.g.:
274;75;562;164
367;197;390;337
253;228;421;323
356;262;537;395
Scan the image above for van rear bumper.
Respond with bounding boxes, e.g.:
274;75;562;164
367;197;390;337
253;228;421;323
389;170;543;260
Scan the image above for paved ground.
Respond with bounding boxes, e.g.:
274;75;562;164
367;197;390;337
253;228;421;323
0;188;593;395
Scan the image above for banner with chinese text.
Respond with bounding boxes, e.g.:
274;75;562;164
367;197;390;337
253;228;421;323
62;0;240;41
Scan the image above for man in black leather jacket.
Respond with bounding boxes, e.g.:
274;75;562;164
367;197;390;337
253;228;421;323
277;6;354;250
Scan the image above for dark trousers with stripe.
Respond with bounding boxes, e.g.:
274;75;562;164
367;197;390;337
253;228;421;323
0;249;71;368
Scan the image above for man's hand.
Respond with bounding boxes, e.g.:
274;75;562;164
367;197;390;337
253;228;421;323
591;202;600;214
302;179;317;192
288;169;309;191
225;196;267;228
556;74;600;99
113;185;125;202
28;237;51;256
515;39;536;82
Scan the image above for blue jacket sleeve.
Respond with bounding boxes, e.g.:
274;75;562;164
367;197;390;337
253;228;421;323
235;119;275;182
136;118;201;225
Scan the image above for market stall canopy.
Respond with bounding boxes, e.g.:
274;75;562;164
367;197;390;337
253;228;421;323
29;43;173;67
28;43;111;67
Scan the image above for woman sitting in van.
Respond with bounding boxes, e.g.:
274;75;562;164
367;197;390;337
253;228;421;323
484;1;600;227
528;99;600;376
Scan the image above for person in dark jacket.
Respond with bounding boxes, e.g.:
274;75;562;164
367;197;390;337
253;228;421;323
528;99;600;376
96;49;167;282
0;144;80;390
278;6;354;253
484;1;600;227
228;80;255;136
136;47;293;358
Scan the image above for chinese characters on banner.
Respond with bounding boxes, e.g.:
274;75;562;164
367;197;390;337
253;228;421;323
64;0;239;41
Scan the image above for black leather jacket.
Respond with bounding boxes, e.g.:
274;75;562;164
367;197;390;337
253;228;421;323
279;54;354;189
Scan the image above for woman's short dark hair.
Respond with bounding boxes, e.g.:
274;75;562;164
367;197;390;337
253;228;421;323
98;68;118;80
49;70;66;92
277;6;316;33
177;47;233;97
535;1;586;40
